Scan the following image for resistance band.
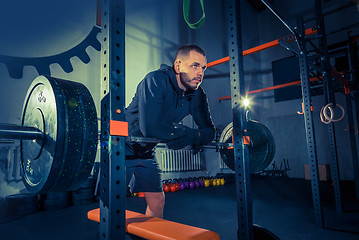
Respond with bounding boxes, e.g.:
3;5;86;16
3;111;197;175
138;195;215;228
183;0;205;29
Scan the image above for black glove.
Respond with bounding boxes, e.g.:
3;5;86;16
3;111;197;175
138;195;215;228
166;124;200;152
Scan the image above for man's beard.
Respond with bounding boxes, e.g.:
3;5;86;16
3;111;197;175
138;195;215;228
180;72;199;91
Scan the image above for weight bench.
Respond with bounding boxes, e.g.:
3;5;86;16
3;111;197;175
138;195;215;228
88;208;220;240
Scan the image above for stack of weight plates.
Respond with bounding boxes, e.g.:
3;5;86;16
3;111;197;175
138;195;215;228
3;193;39;222
71;176;97;206
0;197;7;224
39;192;70;211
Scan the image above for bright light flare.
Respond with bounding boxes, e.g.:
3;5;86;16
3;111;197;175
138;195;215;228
243;98;250;107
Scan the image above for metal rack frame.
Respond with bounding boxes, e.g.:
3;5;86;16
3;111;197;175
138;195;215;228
100;0;127;239
226;0;253;239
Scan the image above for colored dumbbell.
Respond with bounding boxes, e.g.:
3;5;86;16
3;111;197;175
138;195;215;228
212;178;217;186
179;182;185;190
220;178;225;185
162;180;170;193
189;181;195;189
194;179;200;188
204;179;210;187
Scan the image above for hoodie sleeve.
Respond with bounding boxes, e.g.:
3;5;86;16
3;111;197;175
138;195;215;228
191;88;216;145
137;71;192;140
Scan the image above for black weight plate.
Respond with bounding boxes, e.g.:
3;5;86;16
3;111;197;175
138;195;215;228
253;224;280;240
72;198;95;206
0;197;6;223
260;123;276;171
5;193;39;218
21;76;98;193
248;120;271;173
5;193;38;204
47;78;98;192
66;83;98;191
73;187;94;195
220;120;275;173
41;191;70;200
248;121;275;172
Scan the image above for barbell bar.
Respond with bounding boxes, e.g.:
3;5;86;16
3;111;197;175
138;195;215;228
0;126;234;148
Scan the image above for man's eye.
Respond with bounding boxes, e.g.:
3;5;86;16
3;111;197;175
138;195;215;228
192;65;198;68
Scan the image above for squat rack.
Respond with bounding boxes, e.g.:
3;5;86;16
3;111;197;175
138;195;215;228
210;0;359;230
98;0;359;239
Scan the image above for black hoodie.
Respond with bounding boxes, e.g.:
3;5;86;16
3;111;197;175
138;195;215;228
125;64;215;159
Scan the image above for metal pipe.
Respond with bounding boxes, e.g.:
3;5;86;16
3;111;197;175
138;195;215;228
260;0;296;36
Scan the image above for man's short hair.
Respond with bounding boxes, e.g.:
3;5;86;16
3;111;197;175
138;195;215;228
175;44;206;60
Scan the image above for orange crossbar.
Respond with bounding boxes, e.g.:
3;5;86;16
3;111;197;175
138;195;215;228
207;27;318;68
218;76;321;101
88;208;220;240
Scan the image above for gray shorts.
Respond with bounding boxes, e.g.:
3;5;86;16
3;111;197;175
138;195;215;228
126;158;163;193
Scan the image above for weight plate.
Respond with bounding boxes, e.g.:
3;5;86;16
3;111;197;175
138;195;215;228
21;76;98;193
219;120;275;173
21;76;60;193
261;123;276;171
66;83;98;191
48;78;98;192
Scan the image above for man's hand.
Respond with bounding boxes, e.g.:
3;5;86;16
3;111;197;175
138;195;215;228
166;124;200;153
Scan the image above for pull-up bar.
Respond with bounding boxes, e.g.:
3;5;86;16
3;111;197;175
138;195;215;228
207;27;318;68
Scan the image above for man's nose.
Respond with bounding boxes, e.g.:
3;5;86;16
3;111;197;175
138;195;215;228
198;69;204;77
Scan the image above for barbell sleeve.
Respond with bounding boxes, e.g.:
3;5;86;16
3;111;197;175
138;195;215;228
0;124;43;140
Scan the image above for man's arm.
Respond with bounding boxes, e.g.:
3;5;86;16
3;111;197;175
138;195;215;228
191;87;216;145
167;88;215;151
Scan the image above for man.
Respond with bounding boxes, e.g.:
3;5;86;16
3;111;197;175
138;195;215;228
125;44;215;218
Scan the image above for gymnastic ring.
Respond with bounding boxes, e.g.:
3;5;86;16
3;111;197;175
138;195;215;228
320;105;332;124
323;103;345;122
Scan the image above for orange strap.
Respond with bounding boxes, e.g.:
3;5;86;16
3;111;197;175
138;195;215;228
88;208;220;240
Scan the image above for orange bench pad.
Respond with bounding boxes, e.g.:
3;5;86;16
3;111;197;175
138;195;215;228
88;208;220;240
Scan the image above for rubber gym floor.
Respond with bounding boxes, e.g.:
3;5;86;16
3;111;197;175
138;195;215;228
0;177;358;240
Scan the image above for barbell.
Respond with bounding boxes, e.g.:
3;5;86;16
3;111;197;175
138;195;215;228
0;75;275;193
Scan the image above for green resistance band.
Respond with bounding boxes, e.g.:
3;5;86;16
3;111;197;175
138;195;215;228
183;0;205;29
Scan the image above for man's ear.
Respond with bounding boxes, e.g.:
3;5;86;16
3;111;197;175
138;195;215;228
174;60;181;74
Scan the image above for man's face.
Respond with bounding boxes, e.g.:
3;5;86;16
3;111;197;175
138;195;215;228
175;51;207;91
